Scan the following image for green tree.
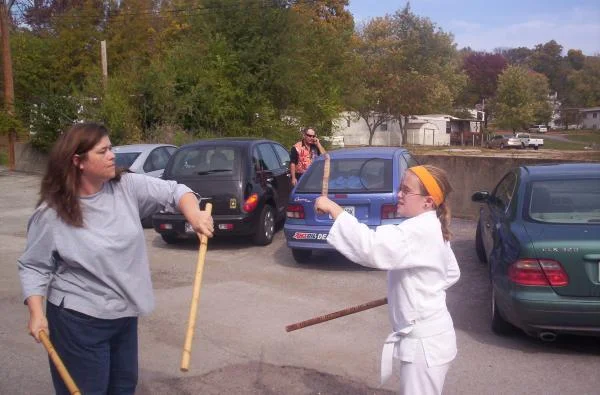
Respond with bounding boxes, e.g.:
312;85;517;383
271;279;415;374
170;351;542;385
528;40;567;97
350;5;466;145
565;56;600;107
494;66;551;132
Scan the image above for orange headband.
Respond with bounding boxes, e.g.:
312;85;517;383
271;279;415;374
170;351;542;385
409;166;444;207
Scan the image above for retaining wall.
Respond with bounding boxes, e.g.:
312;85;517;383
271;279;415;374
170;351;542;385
415;155;588;219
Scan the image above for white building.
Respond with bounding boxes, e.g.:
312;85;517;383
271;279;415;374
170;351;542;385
332;111;483;147
405;122;445;146
332;112;402;146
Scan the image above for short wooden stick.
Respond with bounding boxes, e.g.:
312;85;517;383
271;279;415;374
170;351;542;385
322;153;330;196
39;330;81;395
180;203;213;372
285;297;388;332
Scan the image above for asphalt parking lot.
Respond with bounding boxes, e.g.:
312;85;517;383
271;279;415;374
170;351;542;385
1;168;599;394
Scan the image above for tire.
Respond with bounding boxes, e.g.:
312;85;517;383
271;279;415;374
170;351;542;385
292;248;312;263
475;221;487;264
491;286;515;335
534;145;539;150
253;204;275;245
161;233;179;244
500;143;505;149
141;216;153;228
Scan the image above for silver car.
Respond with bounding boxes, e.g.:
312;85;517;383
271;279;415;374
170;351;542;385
113;144;177;178
113;144;177;227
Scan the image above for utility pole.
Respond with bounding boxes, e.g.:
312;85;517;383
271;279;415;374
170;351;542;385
0;1;15;170
101;40;107;90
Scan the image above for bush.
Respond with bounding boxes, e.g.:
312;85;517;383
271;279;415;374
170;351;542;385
29;96;79;153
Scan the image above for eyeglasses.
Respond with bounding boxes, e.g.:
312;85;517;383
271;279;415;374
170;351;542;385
398;185;426;198
305;134;317;138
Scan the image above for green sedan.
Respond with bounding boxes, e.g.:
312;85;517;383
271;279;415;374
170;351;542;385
472;163;600;341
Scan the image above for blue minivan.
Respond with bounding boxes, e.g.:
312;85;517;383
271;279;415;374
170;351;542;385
284;147;418;263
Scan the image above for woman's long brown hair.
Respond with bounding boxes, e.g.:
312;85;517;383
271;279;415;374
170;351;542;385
37;123;121;227
413;165;454;242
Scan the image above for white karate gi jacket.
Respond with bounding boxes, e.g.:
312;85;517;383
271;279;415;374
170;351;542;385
327;210;461;384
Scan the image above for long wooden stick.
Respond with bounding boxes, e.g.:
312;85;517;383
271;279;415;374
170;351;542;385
180;203;213;372
39;330;81;395
285;297;388;332
322;153;330;196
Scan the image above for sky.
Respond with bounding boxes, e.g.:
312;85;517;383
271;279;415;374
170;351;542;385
347;0;600;55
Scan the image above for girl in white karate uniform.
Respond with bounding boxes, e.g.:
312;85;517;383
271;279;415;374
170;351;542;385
315;165;460;395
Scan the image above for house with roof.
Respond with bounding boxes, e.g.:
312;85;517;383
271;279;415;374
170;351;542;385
580;107;600;129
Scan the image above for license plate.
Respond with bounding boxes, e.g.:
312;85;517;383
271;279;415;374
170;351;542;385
329;206;354;219
184;222;195;233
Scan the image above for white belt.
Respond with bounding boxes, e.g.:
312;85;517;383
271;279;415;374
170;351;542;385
380;310;453;385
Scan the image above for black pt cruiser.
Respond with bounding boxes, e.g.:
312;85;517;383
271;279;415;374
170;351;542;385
153;138;292;245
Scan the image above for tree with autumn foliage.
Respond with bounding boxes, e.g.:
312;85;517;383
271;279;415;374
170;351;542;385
459;52;507;108
349;4;466;145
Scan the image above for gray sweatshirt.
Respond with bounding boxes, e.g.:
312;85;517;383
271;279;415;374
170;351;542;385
17;173;193;319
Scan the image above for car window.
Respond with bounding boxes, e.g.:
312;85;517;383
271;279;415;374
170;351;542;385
115;152;141;169
272;143;291;168
256;143;281;171
528;179;600;224
296;158;393;193
169;146;237;176
491;172;518;212
144;147;171;172
166;146;177;156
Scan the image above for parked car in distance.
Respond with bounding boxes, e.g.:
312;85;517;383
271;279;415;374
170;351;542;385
515;133;543;150
114;144;177;178
529;125;548;133
152;138;292;245
487;134;508;149
284;147;419;263
113;143;177;227
472;163;600;340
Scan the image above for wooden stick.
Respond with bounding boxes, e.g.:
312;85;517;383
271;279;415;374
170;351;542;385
39;330;81;395
322;153;331;196
180;203;213;372
285;297;388;332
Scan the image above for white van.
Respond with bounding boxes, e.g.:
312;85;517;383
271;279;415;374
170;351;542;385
529;125;548;133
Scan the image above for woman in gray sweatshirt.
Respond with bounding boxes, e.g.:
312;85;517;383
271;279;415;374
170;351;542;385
17;123;213;395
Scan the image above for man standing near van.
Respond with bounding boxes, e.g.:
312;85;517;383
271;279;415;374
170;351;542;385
290;127;326;186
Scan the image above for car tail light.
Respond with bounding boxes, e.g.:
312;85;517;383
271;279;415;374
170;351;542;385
508;259;568;286
243;193;259;213
539;259;569;286
286;204;305;219
381;204;399;219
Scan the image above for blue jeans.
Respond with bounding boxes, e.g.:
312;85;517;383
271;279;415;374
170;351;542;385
46;301;138;395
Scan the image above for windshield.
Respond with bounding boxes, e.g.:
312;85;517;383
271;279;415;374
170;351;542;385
115;152;141;169
528;179;600;224
296;158;393;193
169;146;237;176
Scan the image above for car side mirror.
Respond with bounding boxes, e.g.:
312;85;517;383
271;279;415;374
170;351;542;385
471;191;490;203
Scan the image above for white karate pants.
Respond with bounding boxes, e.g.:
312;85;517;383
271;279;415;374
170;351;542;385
397;340;450;395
